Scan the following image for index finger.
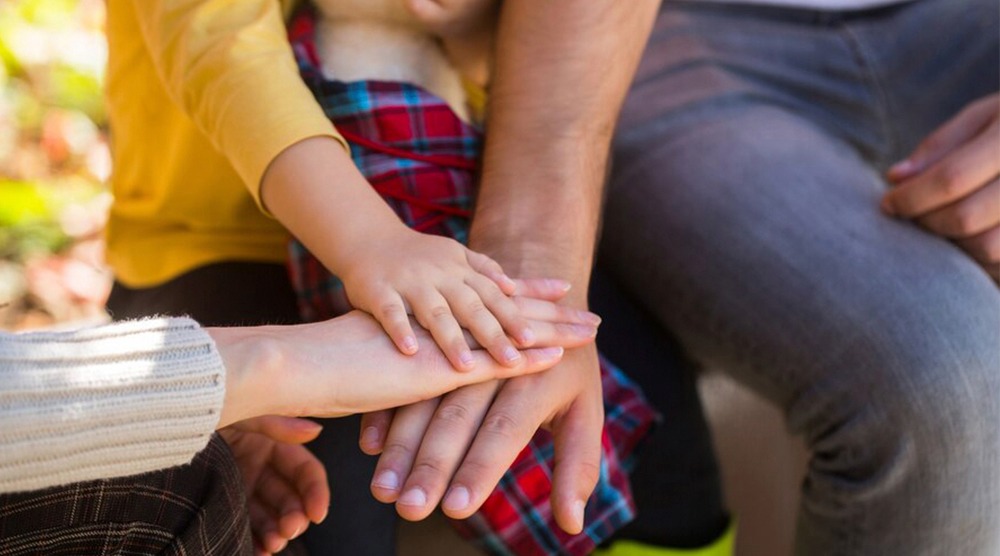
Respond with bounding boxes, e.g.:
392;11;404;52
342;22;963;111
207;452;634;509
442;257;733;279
884;121;1000;218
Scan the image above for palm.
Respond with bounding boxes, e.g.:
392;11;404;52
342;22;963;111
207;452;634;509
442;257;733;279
219;417;329;555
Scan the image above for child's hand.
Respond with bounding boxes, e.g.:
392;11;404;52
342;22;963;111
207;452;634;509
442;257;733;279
340;229;531;370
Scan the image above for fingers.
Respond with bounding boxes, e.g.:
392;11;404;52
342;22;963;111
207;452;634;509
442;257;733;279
515;296;601;326
371;399;440;503
918;179;1000;239
371;287;419;355
249;500;287;555
888;94;999;181
466;274;536;345
360;409;395;455
956;226;1000;277
511;278;572;301
883;120;1000;218
466;250;517;295
445;279;525;365
439;383;547;520
393;381;498;521
549;400;604;535
229;416;323;444
409;289;476;370
271;442;330;525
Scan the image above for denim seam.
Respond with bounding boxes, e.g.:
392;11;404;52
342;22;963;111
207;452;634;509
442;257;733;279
837;22;895;166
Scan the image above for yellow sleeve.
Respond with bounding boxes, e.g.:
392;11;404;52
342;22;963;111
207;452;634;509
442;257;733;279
128;0;348;210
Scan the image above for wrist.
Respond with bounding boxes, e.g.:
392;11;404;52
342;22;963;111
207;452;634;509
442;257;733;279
209;327;285;428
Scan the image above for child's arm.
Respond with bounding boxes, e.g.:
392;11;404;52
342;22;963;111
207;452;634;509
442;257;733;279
127;0;541;369
261;136;533;370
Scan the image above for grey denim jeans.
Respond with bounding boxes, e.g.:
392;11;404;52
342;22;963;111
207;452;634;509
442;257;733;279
601;0;1000;554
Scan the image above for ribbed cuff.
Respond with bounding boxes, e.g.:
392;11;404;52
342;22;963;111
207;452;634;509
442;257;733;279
0;317;226;493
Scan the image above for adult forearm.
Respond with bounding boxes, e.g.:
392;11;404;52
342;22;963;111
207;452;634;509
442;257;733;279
469;0;659;304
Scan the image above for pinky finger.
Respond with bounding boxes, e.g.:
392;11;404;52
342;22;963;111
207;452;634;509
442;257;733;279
360;409;395;455
373;291;418;354
466;250;517;295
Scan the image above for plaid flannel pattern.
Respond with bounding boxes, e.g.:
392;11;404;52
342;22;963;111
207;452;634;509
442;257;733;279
0;436;254;556
287;10;659;555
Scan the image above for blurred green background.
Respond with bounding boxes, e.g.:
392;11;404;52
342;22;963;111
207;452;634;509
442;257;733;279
0;0;111;329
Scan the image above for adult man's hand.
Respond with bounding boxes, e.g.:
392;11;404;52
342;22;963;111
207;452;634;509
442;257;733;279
883;93;1000;279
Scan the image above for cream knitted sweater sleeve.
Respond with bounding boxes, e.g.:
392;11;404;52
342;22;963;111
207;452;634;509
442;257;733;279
0;317;226;493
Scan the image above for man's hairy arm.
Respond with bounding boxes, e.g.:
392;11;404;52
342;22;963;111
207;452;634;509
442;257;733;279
363;1;659;534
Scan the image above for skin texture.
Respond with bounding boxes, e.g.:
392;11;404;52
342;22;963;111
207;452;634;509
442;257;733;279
261;137;536;373
209;303;598;554
361;0;660;535
883;93;1000;280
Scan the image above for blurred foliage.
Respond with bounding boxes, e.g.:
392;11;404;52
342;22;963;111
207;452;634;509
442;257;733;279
0;0;110;328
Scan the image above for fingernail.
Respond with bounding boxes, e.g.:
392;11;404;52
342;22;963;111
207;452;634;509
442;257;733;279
292;524;303;539
550;279;572;292
372;470;400;490
503;346;521;363
275;539;288;553
460;351;476;368
539;347;564;359
520;327;536;346
398;487;427;507
402;336;418;352
571;324;598;338
361;426;380;447
581;311;602;325
573;500;586;528
443;485;470;511
888;159;913;176
319;505;329;523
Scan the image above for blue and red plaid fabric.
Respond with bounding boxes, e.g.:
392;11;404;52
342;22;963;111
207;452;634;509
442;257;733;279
287;9;659;555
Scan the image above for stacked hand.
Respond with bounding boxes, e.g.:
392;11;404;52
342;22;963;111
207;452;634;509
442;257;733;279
212;304;599;554
360;281;604;534
883;93;1000;280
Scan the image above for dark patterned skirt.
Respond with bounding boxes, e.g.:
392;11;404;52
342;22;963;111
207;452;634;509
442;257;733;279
0;435;253;556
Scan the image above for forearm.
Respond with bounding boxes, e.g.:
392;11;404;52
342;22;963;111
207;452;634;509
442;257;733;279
0;318;225;493
259;136;410;275
469;0;658;304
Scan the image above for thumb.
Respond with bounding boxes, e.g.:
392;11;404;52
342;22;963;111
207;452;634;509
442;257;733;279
228;416;324;444
549;400;604;535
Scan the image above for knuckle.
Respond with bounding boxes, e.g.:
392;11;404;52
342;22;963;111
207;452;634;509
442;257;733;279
576;460;602;489
985;238;1000;262
465;300;488;316
379;302;404;318
381;441;416;462
936;165;966;195
948;206;978;236
410;458;448;478
435;403;472;426
429;305;452;320
481;411;522;439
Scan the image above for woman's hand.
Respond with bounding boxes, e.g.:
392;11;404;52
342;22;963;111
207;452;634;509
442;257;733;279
219;416;328;556
883;93;1000;280
211;305;597;428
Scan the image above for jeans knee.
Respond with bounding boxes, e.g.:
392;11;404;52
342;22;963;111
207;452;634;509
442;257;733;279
802;313;999;505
